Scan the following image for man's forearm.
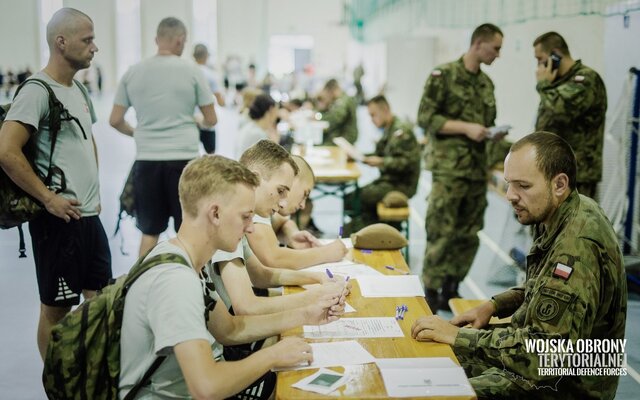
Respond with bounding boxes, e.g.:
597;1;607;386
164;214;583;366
0;151;54;204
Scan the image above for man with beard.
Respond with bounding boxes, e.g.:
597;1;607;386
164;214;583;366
410;132;627;399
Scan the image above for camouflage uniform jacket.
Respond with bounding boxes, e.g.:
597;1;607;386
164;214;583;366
535;61;607;184
454;191;627;399
417;57;496;181
322;93;358;145
372;116;421;197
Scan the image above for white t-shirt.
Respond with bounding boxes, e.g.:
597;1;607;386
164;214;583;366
5;72;100;216
209;237;253;309
252;214;272;226
119;241;216;399
114;55;214;161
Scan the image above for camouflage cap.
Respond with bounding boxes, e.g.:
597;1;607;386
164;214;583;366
382;191;409;208
351;223;408;250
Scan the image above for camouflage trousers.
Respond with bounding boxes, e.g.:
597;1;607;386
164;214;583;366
344;180;408;235
423;176;487;289
454;350;531;399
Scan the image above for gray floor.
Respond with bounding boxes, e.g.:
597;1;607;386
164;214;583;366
0;97;638;398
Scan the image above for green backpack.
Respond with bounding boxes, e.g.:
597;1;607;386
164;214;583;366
43;252;189;400
0;78;89;257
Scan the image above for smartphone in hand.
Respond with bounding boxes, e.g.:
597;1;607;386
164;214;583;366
550;51;562;71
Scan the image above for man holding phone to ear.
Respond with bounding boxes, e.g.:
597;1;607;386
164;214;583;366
533;31;607;200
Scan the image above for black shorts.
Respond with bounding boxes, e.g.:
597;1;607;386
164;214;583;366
29;213;112;307
133;160;190;235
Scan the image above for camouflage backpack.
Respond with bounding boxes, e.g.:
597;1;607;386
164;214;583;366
0;78;88;257
43;252;189;400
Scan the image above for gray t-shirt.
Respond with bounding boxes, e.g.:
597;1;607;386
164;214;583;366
114;55;214;161
5;72;100;216
236;120;268;159
119;241;216;399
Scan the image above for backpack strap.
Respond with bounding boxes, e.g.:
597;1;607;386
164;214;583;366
121;251;191;399
122;356;166;400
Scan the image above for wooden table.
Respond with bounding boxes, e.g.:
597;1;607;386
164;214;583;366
293;145;362;224
276;249;476;400
448;298;512;325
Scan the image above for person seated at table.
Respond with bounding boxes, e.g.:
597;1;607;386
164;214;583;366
236;94;279;158
119;155;344;399
410;132;626;399
212;141;349;317
317;78;358;145
344;95;421;234
247;155;348;270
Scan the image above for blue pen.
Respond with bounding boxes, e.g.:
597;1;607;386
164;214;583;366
338;226;343;239
325;268;334;279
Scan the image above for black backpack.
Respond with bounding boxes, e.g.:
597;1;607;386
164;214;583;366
0;78;88;257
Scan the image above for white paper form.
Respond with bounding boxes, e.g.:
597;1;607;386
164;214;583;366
376;358;475;397
274;341;375;371
357;275;424;297
304;317;404;339
318;238;354;249
304;261;383;278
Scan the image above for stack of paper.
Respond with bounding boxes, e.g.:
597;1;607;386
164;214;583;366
376;358;475;397
318;238;354;249
304;260;383;278
357;275;424;297
274;340;375;371
303;317;404;339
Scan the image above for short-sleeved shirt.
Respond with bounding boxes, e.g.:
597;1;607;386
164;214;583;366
236;120;268;159
119;241;215;399
114;55;214;161
252;213;272;226
5;72;100;216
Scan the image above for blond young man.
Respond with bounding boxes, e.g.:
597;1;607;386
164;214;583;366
211;141;348;316
247;155;347;269
119;155;342;399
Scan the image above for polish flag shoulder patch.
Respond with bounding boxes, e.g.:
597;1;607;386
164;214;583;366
431;69;442;77
553;262;573;280
574;75;585;83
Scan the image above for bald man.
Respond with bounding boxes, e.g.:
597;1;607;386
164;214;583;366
110;17;217;256
0;7;112;359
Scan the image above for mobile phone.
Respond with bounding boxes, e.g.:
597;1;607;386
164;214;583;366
550;51;562;71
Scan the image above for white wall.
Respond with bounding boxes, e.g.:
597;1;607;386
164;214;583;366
355;14;606;139
0;0;40;73
604;8;640;108
216;0;349;84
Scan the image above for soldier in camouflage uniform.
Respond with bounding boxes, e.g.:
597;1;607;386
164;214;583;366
411;132;627;399
344;95;421;232
417;23;506;312
317;78;358;145
533;32;607;199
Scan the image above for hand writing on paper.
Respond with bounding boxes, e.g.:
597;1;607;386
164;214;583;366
410;316;459;345
268;337;313;368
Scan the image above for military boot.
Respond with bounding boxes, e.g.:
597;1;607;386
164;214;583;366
438;277;460;311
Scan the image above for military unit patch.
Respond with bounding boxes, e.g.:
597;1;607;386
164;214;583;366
552;262;573;280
